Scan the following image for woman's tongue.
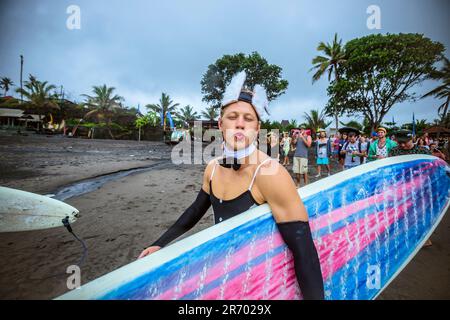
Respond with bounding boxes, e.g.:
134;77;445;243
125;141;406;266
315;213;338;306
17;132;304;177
234;132;245;141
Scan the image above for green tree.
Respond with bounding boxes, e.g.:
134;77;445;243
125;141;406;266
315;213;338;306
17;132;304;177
421;57;450;127
176;105;199;127
81;84;124;139
0;77;14;96
146;93;180;131
339;120;363;132
15;75;60;129
311;33;347;130
201;52;288;108
401;119;430;133
328;33;445;132
303;109;332;133
201;105;219;121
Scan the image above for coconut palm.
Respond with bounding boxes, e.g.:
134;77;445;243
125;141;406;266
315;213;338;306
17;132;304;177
176;105;199;127
201;106;219;121
81;84;124;139
0;77;14;96
422;57;450;126
201;106;219;129
311;33;347;130
15;75;59;130
303;109;332;133
146;93;180;131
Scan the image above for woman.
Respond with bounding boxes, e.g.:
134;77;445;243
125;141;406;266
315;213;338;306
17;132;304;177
138;71;324;300
281;132;292;166
315;129;331;177
266;131;280;161
332;133;340;160
338;133;348;170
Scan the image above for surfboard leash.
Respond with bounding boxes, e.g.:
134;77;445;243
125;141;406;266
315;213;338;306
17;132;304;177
62;216;88;268
38;217;88;280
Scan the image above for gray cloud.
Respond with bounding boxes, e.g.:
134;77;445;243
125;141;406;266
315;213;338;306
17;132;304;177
0;0;449;125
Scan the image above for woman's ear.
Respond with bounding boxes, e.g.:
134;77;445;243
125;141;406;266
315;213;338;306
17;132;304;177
218;117;222;130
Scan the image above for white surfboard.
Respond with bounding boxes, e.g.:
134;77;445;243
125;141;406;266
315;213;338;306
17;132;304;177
0;186;79;233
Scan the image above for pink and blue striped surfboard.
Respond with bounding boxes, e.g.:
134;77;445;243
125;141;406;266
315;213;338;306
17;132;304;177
57;155;450;300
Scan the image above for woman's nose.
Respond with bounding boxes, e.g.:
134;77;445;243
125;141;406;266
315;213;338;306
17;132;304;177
235;116;245;128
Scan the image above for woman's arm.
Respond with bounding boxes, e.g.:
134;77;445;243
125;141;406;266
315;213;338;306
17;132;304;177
256;162;324;299
138;161;214;259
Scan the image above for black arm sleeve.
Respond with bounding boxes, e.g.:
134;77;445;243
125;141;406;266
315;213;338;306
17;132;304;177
151;188;211;248
276;220;325;300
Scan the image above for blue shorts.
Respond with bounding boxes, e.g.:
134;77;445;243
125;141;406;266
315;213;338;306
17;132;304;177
317;157;329;165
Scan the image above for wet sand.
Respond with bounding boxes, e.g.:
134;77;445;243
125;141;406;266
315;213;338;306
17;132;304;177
0;134;448;299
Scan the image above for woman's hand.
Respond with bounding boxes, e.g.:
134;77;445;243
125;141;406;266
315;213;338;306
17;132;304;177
138;246;161;259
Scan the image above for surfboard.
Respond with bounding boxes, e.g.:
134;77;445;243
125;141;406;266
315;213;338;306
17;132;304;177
0;186;79;233
57;155;450;300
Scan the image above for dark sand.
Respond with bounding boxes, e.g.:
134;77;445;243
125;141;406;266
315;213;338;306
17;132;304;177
0;133;448;299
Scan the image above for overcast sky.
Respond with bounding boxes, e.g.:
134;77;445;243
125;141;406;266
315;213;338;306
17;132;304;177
1;0;449;125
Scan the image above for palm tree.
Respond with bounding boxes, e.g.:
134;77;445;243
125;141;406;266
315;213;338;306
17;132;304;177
201;106;219;121
303;109;332;134
422;57;450;126
0;77;14;96
146;93;180;131
201;106;219;129
176;105;199;127
310;33;347;130
15;75;60;131
81;84;124;139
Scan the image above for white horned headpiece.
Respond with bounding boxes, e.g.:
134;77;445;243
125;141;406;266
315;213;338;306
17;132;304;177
221;70;270;120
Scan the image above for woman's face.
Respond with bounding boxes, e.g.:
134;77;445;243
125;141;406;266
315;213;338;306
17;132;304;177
219;101;260;150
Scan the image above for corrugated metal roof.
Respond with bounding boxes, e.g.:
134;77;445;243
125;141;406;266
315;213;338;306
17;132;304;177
0;108;24;118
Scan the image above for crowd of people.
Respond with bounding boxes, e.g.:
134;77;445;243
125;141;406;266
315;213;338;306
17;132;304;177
268;126;449;188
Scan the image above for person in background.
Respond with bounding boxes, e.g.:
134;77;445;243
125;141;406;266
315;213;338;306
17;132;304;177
340;132;365;170
367;127;397;162
314;129;332;177
422;132;430;146
281;132;292;166
338;133;348;170
292;126;312;187
430;142;446;160
417;138;430;150
266;131;280;161
370;132;378;144
388;130;432;248
333;133;341;161
359;135;370;164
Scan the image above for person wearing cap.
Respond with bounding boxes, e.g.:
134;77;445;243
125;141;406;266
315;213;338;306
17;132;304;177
292;125;313;187
367;127;397;161
388;129;432;248
340;132;365;170
389;130;431;157
138;71;324;299
314;129;332;177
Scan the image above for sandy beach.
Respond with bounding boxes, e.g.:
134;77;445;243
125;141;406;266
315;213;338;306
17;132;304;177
0;134;448;300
